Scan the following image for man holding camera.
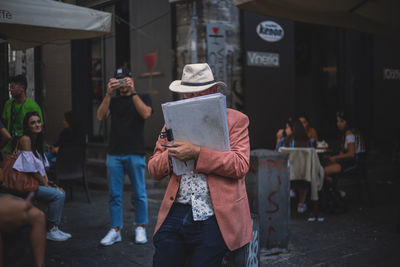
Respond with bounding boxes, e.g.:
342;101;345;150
97;67;152;246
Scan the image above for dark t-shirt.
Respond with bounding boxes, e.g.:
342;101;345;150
108;94;152;155
54;128;83;148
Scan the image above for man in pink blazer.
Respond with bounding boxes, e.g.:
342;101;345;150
148;63;252;267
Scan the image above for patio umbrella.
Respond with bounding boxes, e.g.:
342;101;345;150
233;0;400;38
0;0;112;50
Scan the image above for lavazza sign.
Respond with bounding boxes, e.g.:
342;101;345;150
256;21;284;42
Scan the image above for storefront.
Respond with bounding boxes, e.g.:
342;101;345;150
242;10;386;150
72;0;173;148
1;0;173;150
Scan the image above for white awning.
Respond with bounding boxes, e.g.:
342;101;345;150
0;0;112;50
234;0;400;38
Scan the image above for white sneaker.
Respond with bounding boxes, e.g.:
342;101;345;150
54;226;71;239
100;228;122;246
47;227;69;241
297;203;307;213
135;226;147;244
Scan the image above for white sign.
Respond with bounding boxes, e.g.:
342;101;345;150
383;68;400;80
162;93;229;175
207;23;226;83
256;21;284;42
247;51;280;67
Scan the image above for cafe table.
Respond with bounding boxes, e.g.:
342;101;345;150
278;147;324;201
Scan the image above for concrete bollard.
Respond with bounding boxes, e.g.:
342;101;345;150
246;149;290;250
223;214;259;267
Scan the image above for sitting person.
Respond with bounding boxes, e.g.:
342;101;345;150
14;112;71;242
276;119;315;149
276;120;293;149
324;111;365;184
0;192;46;267
46;111;81;168
276;119;315;213
298;113;318;142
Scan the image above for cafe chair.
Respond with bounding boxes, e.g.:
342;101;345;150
335;152;371;204
55;143;91;203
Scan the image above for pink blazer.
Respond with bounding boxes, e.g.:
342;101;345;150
148;108;252;251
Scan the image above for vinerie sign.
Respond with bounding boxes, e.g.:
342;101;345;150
247;51;280;68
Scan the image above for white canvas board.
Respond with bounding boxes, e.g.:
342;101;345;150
161;93;230;175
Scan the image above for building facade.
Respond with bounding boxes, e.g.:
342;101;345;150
1;0;400;157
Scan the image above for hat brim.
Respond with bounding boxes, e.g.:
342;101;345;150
169;80;227;93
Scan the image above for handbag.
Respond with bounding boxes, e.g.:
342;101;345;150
2;140;39;193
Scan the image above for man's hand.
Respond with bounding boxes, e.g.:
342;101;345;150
167;141;200;161
42;175;49;186
126;77;136;95
106;78;120;96
276;129;284;139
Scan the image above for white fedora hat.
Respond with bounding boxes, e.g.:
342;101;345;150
169;63;226;93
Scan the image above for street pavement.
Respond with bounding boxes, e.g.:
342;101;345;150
5;159;400;267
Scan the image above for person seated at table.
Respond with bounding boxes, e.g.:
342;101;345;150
298;113;318;142
276;120;293;150
276;119;316;213
324;111;365;184
276;119;316;150
46;111;81;168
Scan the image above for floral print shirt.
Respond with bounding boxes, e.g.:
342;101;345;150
175;171;214;221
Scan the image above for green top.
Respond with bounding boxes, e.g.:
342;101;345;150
2;98;43;153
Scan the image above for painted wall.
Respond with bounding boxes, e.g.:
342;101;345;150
174;0;243;109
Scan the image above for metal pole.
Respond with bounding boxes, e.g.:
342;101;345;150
191;1;197;63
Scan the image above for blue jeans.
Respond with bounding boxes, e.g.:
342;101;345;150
35;185;65;225
106;154;148;227
153;203;228;267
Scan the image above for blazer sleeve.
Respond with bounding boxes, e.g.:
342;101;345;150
148;125;172;180
195;113;250;180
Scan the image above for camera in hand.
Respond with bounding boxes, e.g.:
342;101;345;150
117;78;126;88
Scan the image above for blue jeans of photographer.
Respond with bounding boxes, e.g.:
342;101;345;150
106;154;148;227
35;185;65;225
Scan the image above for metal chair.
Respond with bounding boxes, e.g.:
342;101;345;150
55;143;91;203
336;152;371;203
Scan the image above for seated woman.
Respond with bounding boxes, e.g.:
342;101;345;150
276;119;315;213
0;192;46;267
298;113;318;142
276;119;315;149
276;120;293;149
46;111;81;168
324;111;365;184
13;112;71;242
